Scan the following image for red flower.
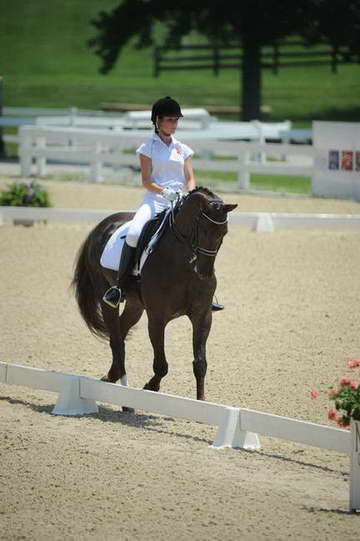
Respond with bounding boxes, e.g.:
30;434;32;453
340;377;352;387
328;408;337;421
310;390;318;400
347;360;360;368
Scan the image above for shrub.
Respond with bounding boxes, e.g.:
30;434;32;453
0;181;51;207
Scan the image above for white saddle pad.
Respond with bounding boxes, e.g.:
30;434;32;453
100;220;152;275
100;208;171;274
100;221;131;271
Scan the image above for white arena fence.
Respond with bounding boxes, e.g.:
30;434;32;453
1;360;359;511
2;106;299;140
1;207;360;233
16;124;315;188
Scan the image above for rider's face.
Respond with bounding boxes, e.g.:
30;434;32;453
157;116;179;135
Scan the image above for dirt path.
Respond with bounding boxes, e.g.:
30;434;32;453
1;179;360;540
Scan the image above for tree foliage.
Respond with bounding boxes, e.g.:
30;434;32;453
89;0;360;119
90;0;360;73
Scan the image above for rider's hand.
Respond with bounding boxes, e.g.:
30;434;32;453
161;188;178;202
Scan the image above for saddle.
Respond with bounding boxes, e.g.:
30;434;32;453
134;202;181;273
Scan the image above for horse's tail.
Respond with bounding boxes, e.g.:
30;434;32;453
71;232;109;340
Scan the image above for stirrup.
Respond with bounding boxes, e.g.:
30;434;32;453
211;296;224;311
103;286;122;309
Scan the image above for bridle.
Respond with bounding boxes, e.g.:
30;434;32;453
170;196;228;262
192;211;227;257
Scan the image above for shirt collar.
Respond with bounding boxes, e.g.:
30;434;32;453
152;132;177;147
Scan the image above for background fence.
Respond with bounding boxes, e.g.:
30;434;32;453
17;124;315;189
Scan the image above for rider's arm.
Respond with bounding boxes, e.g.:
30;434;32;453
139;154;163;195
184;156;196;192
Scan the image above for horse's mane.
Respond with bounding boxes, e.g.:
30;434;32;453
188;186;217;199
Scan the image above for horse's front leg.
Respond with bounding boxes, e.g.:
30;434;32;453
190;308;212;401
144;318;168;393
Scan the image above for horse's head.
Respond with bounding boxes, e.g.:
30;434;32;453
174;187;237;278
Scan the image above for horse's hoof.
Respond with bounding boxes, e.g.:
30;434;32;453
143;383;159;392
101;375;118;383
122;406;135;414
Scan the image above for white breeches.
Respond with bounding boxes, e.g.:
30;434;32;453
126;195;171;248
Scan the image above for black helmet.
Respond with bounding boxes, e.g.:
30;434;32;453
151;96;183;124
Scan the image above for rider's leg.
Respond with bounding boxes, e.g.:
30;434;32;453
102;242;137;308
103;202;154;309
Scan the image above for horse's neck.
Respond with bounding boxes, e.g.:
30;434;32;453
173;208;196;239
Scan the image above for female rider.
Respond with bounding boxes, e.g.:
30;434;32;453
103;96;223;311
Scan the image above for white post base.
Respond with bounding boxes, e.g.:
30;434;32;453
211;408;261;450
350;420;360;512
52;376;98;416
254;213;274;233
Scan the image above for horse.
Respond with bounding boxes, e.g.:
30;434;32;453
72;187;237;401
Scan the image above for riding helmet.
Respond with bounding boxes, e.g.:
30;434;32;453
151;96;183;124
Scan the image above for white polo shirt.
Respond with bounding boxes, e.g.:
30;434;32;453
136;133;194;194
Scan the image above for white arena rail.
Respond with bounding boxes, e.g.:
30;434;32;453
17;125;315;186
1;207;360;232
0;361;259;450
1;360;359;511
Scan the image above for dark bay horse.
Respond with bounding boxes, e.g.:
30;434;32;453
72;187;237;400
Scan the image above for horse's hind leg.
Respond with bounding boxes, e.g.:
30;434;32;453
144;318;168;393
101;295;144;383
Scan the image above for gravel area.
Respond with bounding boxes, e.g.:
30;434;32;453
1;173;360;540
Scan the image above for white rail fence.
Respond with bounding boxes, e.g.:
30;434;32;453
1;207;360;232
2;106;302;139
16;125;315;188
1;360;359;511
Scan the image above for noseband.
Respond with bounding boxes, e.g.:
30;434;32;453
193;211;228;257
170;196;228;267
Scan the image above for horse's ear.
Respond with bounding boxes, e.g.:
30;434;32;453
223;203;238;213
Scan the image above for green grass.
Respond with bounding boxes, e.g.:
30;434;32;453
251;175;311;194
196;170;311;194
1;0;360;126
0;1;358;196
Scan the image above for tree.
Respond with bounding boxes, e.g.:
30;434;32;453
89;0;360;121
0;77;5;157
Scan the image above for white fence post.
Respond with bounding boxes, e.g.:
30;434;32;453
19;127;32;177
70;107;78;126
237;150;250;190
36;136;47;177
350;420;360;512
90;141;103;182
252;120;266;164
52;376;98;416
211;408;261;450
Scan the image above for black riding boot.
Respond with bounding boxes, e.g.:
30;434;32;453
102;242;136;309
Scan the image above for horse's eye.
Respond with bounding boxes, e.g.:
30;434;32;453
210;202;222;211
